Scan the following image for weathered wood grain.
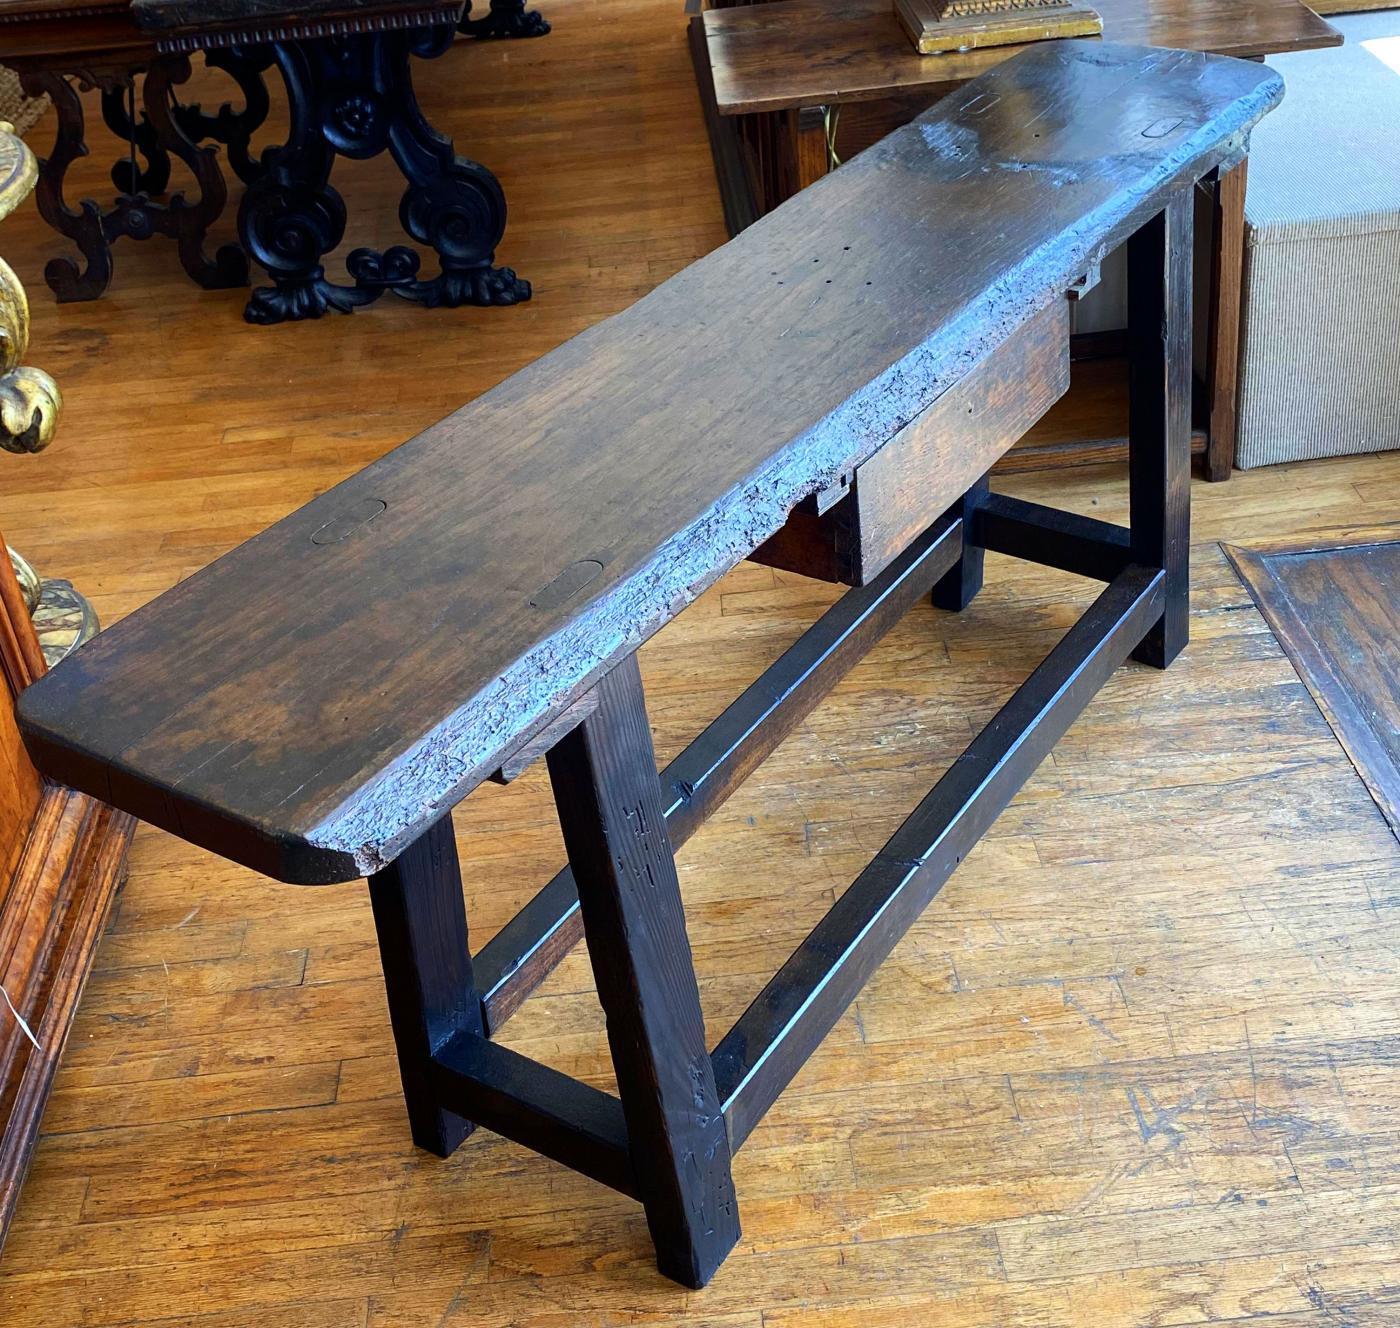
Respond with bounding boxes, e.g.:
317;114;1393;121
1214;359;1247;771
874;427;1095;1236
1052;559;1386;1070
18;41;1283;883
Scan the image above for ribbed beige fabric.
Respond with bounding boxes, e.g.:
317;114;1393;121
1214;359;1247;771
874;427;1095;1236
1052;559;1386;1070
0;67;48;138
1237;12;1400;469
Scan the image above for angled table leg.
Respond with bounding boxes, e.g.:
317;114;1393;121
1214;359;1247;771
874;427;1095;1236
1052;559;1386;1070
546;655;740;1289
1128;188;1193;670
368;813;483;1157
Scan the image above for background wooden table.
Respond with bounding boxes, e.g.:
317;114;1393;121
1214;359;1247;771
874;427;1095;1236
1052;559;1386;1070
690;0;1341;481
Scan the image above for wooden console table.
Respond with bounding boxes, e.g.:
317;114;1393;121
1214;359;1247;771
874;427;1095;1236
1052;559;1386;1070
690;0;1341;478
18;43;1281;1283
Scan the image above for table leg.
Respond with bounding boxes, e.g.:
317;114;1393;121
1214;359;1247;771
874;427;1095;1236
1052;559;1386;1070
459;0;550;39
547;655;741;1289
239;27;530;324
171;47;273;189
688;14;759;237
19;61;246;303
1128;190;1193;670
931;473;989;612
1204;158;1248;482
100;82;170;196
141;56;249;292
772;105;828;207
20;69;117;301
368;813;483;1157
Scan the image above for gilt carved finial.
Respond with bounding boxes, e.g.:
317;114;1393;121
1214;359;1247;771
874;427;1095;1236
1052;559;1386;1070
0;124;61;455
0;255;62;455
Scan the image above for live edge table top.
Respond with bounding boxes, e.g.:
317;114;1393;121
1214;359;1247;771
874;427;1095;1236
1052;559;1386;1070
703;0;1339;116
18;43;1282;886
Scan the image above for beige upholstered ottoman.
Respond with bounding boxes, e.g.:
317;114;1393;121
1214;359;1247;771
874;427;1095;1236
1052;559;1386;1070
1236;11;1400;468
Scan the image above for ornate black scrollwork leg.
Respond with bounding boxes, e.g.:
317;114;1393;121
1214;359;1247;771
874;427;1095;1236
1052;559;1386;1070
240;27;529;323
19;68;116;302
100;83;171;196
370;27;530;309
141;56;248;290
237;41;382;323
18;59;245;302
172;48;273;188
459;0;550;40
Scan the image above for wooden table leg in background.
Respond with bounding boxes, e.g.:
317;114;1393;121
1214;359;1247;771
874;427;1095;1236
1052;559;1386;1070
1205;157;1248;482
730;104;828;232
774;105;829;201
688;13;760;236
15;56;247;304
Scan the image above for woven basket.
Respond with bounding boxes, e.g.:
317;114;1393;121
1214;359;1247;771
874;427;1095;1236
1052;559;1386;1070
0;66;49;138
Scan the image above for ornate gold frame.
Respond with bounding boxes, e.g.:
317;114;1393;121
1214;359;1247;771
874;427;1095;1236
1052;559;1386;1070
894;0;1103;54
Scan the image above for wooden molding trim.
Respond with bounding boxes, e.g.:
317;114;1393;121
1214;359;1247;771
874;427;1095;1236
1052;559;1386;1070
0;551;42;699
0;784;134;1244
0;528;135;1246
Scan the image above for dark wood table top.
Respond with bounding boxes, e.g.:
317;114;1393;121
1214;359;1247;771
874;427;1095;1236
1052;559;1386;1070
19;42;1282;884
131;0;460;37
0;0;461;58
703;0;1339;115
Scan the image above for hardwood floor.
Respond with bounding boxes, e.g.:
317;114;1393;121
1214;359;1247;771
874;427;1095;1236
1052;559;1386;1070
0;1;1398;1322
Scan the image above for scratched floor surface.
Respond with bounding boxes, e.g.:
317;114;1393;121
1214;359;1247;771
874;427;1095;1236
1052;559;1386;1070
0;0;1398;1323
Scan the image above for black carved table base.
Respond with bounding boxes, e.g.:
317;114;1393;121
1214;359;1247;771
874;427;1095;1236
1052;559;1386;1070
233;27;531;325
18;56;263;303
172;48;273;189
459;0;550;39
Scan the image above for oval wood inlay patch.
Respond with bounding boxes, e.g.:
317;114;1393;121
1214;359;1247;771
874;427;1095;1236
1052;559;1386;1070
311;498;387;545
1141;118;1185;139
530;559;605;609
